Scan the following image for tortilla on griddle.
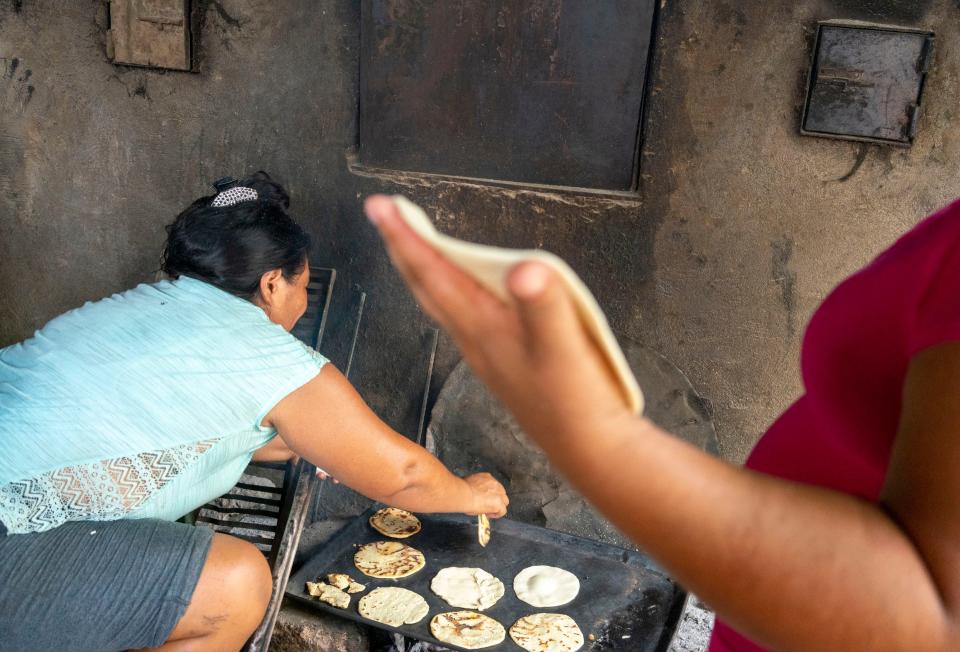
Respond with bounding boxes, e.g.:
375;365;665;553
430;567;504;611
326;572;366;593
478;514;491;547
305;581;350;609
354;541;426;579
369;507;422;538
514;566;580;607
510;613;584;652
358;587;429;626
430;611;506;649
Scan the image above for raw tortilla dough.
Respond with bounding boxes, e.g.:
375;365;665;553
510;613;584;652
392;196;643;415
305;581;350;609
430;611;506;649
369;507;422;538
513;566;580;608
430;567;505;610
358;587;429;626
354;541;426;579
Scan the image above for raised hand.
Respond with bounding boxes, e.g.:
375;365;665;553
363;195;637;447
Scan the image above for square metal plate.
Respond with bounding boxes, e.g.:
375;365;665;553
357;0;657;191
107;0;192;71
801;22;934;145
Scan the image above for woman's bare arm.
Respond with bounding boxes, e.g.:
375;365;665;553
262;364;508;517
365;194;960;652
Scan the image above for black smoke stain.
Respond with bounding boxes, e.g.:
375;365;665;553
6;57;18;78
132;79;150;100
12;0;23;14
208;0;242;29
826;0;934;23
831;143;871;183
771;237;797;337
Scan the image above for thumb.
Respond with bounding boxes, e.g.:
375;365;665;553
507;261;583;361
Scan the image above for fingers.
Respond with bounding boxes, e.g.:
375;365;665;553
364;195;503;335
315;468;338;483
463;472;509;518
506;261;583;362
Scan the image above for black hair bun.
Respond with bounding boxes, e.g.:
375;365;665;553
160;171;309;298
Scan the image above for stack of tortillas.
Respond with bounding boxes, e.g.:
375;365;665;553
391;196;644;415
430;611;506;649
370;507;422;538
358;587;429;626
510;613;584;652
354;541;426;579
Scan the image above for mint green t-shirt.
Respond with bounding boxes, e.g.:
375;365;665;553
0;276;327;534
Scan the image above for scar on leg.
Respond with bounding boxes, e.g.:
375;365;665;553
202;613;229;629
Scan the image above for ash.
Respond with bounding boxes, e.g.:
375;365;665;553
667;596;715;652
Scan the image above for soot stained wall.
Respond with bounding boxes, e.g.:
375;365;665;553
1;1;958;491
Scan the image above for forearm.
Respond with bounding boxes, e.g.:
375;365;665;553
375;451;474;514
534;417;954;652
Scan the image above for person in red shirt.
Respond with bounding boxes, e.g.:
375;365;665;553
365;194;960;652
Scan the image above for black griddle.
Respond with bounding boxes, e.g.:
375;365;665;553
287;509;685;651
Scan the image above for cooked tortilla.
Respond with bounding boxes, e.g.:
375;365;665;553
510;613;584;652
430;611;506;649
354;541;426;579
358;587;429;626
430;567;504;611
392;195;643;415
326;573;350;590
305;581;350;609
513;566;580;608
326;572;366;593
369;507;422;538
478;514;491;547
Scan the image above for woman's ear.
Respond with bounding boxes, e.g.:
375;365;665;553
257;268;285;308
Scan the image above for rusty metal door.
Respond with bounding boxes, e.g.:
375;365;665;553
358;0;656;191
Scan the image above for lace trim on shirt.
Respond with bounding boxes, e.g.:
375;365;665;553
0;439;220;534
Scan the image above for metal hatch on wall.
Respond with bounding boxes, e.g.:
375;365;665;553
355;0;658;192
106;0;192;71
801;21;934;146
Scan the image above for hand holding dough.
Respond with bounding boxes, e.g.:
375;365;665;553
391;196;643;415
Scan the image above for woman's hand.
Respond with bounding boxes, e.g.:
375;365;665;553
365;194;960;652
363;195;637;447
464;472;509;518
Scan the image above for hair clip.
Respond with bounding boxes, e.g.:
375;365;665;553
211;186;259;207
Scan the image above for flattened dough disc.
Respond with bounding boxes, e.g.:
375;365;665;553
391;196;643;415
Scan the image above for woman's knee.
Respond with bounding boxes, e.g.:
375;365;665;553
209;533;273;617
165;533;273;645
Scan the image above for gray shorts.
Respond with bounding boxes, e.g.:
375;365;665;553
0;518;213;652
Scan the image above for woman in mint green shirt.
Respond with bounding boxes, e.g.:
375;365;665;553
0;172;508;652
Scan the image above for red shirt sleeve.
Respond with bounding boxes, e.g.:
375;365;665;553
910;236;960;356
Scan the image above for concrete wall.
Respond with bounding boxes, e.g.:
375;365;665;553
1;0;958;473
